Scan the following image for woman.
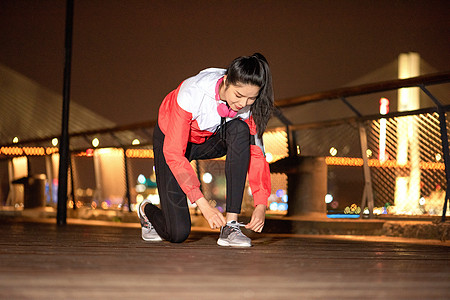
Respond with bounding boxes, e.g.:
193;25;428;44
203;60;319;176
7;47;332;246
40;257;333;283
137;53;274;247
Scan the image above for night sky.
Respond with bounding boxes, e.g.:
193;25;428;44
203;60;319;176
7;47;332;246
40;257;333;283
1;0;449;126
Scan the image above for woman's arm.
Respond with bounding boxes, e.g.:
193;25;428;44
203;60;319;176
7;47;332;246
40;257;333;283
245;204;266;232
159;85;204;202
159;83;226;229
243;116;271;232
196;197;226;229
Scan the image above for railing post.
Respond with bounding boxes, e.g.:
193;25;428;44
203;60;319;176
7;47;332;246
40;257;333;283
358;122;374;218
420;85;449;222
123;148;132;212
57;0;74;226
195;160;203;194
5;159;15;206
340;97;375;218
436;108;449;222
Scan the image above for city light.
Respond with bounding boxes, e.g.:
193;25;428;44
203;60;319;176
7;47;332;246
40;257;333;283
135;184;146;193
325;194;333;204
329;147;337;156
277;203;288;211
92;138;100;147
52;138;58;146
325;156;445;170
97;148;114;155
419;197;426;206
46;147;59;155
276;189;284;197
85;188;93;197
379;97;389;163
86;149;94;156
136;194;144;204
202;172;213;184
0;146;60;156
344;203;361;214
132;139;140;145
1;147;23;155
396;53;421;213
137;174;146;184
12;137;19;143
379;97;389;115
126;149;154;158
269;202;278;211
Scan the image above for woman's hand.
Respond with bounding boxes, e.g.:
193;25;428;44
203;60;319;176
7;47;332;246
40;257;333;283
195;197;226;229
245;204;266;233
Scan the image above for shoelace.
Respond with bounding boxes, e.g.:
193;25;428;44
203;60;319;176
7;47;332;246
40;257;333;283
228;221;246;228
143;222;153;230
226;222;246;234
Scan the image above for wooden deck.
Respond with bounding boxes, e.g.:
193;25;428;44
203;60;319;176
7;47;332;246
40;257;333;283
0;220;449;299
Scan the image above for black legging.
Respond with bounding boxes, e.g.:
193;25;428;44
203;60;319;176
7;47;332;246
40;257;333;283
146;119;251;243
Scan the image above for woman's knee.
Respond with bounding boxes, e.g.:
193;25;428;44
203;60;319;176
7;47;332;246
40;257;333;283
169;226;191;243
226;119;250;138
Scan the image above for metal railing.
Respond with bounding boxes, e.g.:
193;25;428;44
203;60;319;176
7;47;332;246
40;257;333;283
274;71;450;221
1;71;450;222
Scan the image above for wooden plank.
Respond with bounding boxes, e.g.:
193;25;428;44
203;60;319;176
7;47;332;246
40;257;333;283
0;221;449;299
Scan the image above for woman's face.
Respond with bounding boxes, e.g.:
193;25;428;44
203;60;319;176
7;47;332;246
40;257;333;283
221;76;260;112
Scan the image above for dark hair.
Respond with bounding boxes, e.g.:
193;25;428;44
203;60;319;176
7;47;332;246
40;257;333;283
225;53;274;138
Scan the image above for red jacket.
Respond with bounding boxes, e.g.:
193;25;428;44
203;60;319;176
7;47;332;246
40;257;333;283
157;68;271;206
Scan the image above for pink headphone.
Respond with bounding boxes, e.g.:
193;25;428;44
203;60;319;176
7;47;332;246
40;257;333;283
215;77;237;118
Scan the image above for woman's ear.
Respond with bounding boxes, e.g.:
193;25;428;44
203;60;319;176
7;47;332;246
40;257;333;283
223;75;228;86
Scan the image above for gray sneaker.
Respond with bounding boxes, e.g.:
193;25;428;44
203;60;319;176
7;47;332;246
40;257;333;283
217;221;251;247
137;199;162;242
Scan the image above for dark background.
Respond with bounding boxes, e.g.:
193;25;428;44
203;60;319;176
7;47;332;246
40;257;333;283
1;0;449;126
